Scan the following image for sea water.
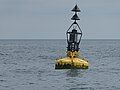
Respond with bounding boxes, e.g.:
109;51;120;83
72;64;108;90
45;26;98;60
0;39;120;90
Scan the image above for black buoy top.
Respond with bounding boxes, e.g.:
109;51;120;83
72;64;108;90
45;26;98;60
71;5;81;12
71;13;80;20
66;4;82;52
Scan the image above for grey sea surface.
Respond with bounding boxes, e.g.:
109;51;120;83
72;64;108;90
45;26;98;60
0;39;120;90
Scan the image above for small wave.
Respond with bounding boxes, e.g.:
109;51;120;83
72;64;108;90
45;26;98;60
10;66;39;75
0;53;4;55
69;87;94;90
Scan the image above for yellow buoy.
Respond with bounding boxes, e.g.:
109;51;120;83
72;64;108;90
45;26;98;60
55;5;89;69
55;51;89;69
55;57;89;69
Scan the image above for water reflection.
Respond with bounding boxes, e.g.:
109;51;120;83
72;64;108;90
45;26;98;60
66;69;87;77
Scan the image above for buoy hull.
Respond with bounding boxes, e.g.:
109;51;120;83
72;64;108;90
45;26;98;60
55;57;89;69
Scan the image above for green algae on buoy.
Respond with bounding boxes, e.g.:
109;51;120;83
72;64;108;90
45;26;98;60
55;5;89;69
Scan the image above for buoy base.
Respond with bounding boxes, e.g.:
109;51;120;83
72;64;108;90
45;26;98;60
55;57;89;69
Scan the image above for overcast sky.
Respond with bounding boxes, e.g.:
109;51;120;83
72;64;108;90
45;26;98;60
0;0;120;39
